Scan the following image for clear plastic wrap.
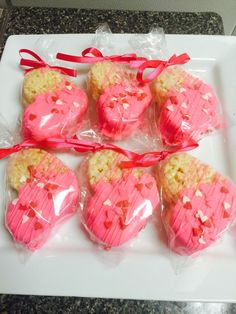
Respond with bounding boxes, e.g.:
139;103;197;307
55;25;170;144
155;153;236;256
5;147;80;251
20;43;89;142
78;149;160;248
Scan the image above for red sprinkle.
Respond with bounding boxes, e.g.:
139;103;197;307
19;204;28;211
34;221;43;230
47;193;53;200
107;102;115;108
28;209;36;218
137;93;146;101
29;201;37;208
192;227;202;237
51;96;58;102
29;114;37;121
104;221;112;229
145;182;154;190
135;183;143;191
119;93;126;98
223;210;230;219
51;108;59;114
119;218;126;230
220;186;229;193
116;200;130;208
203;219;212;228
183;202;192;209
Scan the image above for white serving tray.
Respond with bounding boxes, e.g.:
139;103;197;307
0;34;236;301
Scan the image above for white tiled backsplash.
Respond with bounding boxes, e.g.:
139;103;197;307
3;0;236;35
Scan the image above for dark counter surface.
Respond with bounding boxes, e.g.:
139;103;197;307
0;6;231;314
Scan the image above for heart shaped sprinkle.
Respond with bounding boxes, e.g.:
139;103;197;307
34;221;43;230
223;201;231;210
195;189;203;197
166;105;174;112
56;99;63;105
221;186;229;193
22;215;29;224
103;199;112;206
104;221;112;229
183;195;190;204
29;114;37;121
198;236;206;244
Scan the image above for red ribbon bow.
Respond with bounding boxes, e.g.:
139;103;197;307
19;49;77;77
0;138;198;168
56;47;147;64
130;53;191;83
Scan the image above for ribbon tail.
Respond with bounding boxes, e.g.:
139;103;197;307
0;144;22;159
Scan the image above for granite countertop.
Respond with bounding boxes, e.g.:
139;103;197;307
0;6;231;314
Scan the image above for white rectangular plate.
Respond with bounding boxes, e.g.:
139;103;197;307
0;34;236;301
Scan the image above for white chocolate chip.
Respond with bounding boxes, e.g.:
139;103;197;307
123;103;129;110
195;189;203;197
198;236;206;244
66;85;72;91
103;199;112;206
56;99;63;105
22;215;29;224
223;201;231;210
183;195;190;204
37;182;45;189
166;105;174;112
181;102;188;109
73;101;80;107
12;198;19;205
180;88;186;93
202;108;209;115
20;176;27;183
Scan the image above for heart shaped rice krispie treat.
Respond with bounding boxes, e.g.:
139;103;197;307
82;150;159;247
155;153;236;255
6;148;80;250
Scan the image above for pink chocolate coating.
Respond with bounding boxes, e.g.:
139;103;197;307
97;82;152;140
159;81;221;146
22;82;88;141
6;155;80;250
84;172;159;247
166;180;236;255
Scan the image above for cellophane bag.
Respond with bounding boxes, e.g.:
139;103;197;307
77;25;168;149
155;152;236;257
5;146;80;252
20;37;89;142
78;149;160;249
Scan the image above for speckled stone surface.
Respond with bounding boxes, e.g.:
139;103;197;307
1;295;236;314
0;6;228;314
0;7;224;56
